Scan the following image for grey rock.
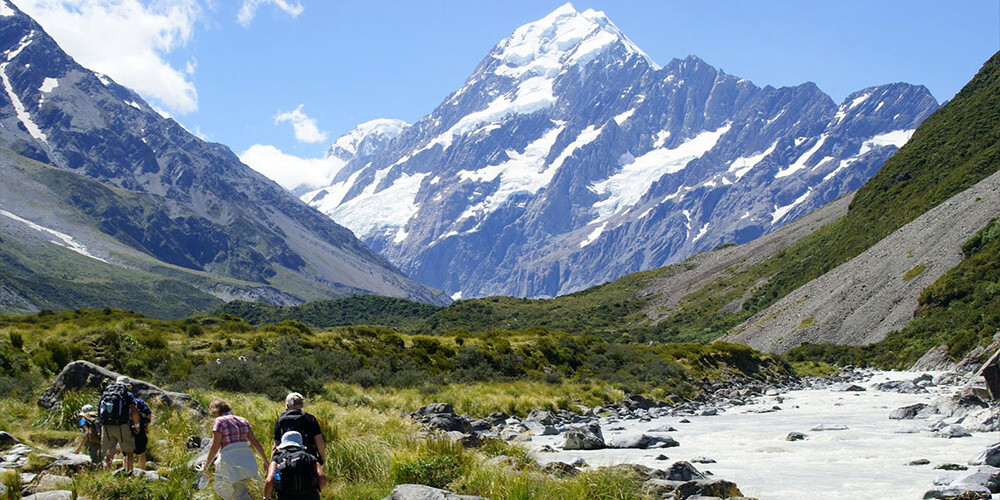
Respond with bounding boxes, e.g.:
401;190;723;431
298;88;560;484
936;425;971;439
524;410;556;425
810;424;849;431
38;361;204;415
413;403;455;417
890;403;935;420
607;433;678;449
23;492;92;500
832;384;866;392
0;432;17;450
541;461;578;477
922;485;991;499
563;423;605;450
970;443;1000;467
785;432;807;441
909;459;932;466
425;414;473;434
648;425;677;433
21;474;73;495
666;461;708;482
691;457;716;464
381;484;486;500
937;464;970;471
949;466;1000;493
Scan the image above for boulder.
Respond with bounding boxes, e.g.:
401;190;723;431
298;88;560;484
381;484;485;500
20;474;73;495
938;464;970;471
521;421;558;436
875;380;926;394
909;459;932;466
666;461;708;482
785;432;807;442
425;414;473;434
970;443;1000;467
607;433;678;449
413;403;455;417
524;409;556;425
563;423;605;450
691;457;716;464
936;425;971;439
0;432;18;450
890;403;935;420
832;384;866;392
22;492;92;500
624;394;656;410
37;361;204;415
46;453;93;473
673;479;743;499
950;466;1000;493
922;485;991;499
540;461;578;477
647;425;677;433
810;424;849;431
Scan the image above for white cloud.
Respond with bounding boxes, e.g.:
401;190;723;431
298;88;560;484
240;144;346;193
17;0;202;114
237;0;303;27
275;104;328;144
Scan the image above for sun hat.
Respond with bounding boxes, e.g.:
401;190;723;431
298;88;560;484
276;431;305;450
79;404;97;417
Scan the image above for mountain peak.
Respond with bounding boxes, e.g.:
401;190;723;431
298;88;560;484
491;3;658;80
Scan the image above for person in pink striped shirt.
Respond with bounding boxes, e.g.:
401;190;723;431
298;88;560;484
201;399;268;500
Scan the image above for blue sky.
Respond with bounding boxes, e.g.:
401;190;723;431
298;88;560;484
17;0;1000;163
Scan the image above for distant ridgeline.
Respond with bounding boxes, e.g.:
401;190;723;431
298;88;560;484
224;51;1000;370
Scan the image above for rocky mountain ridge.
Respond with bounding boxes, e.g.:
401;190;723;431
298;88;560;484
0;0;447;315
298;3;939;300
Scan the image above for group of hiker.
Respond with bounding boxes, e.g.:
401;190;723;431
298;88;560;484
77;378;328;500
74;376;151;473
200;392;327;500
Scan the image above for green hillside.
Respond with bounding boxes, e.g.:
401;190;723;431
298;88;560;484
215;295;443;329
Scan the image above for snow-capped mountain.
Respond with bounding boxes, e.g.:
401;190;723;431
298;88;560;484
302;3;939;299
0;0;447;312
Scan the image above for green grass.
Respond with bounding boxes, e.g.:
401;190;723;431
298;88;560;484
903;264;927;282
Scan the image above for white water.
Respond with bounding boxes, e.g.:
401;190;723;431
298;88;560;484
529;372;1000;499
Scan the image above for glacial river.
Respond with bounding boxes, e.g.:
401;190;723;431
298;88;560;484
528;372;1000;499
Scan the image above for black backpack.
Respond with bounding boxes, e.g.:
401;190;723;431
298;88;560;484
274;448;318;495
98;382;130;425
276;412;315;455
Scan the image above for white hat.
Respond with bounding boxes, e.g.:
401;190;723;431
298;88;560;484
79;404;97;416
276;431;305;450
116;376;131;386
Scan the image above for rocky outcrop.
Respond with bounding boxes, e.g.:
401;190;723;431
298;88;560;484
726;168;1000;353
37;361;204;415
381;484;485;500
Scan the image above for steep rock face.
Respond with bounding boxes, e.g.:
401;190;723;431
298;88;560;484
302;3;938;299
0;1;447;308
724;167;1000;353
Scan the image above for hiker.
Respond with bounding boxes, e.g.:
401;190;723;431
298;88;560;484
201;399;268;500
133;396;153;469
264;431;326;500
98;376;140;473
271;392;325;464
74;404;102;464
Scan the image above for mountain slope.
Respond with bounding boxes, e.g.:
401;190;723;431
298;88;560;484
299;3;938;300
0;1;447;314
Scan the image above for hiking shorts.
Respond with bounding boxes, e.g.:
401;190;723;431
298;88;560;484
134;429;148;455
102;423;135;454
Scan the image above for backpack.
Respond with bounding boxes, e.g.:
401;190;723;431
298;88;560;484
276;412;315;455
83;416;102;445
98;382;131;425
274;448;318;495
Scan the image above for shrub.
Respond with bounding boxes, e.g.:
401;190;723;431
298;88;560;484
393;455;462;489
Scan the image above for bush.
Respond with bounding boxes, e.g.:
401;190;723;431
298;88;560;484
393;455;462;489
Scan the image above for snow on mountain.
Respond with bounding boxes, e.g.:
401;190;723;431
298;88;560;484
297;4;939;299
